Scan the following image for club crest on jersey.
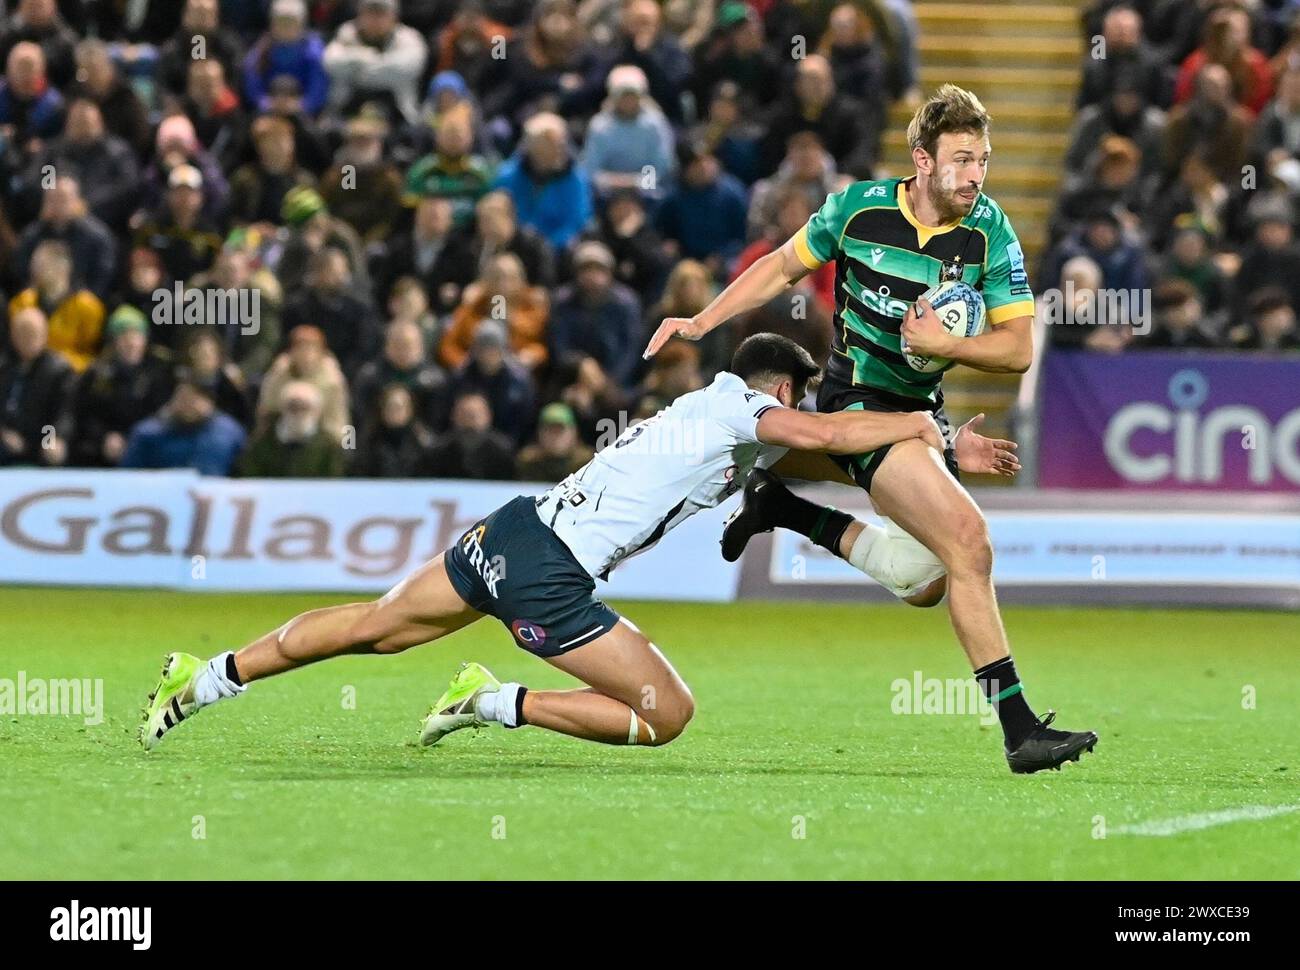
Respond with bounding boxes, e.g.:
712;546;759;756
459;525;502;597
941;257;964;282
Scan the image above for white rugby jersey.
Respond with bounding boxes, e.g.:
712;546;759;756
535;372;789;580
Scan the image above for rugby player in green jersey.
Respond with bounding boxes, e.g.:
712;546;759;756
645;85;1097;774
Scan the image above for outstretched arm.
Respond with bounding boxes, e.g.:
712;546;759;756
643;234;811;359
756;407;943;456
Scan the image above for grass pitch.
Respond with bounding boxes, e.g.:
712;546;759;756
2;588;1297;880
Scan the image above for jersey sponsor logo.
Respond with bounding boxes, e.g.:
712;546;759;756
864;184;888;198
973;204;992;219
510;619;547;646
459;524;502;597
859;285;912;319
1005;240;1030;294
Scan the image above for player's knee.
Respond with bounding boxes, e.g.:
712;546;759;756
644;688;695;745
947;512;993;578
904;575;947;608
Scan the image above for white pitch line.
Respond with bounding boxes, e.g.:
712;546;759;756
1112;804;1300;837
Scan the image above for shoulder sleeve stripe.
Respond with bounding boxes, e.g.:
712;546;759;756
792;226;825;270
986;299;1035;325
753;404;779;420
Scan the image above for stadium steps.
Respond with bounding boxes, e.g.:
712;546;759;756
879;1;1084;485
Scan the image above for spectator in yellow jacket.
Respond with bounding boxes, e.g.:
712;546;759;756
9;239;105;372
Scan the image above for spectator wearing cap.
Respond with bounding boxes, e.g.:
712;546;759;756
319;110;403;243
1232;194;1300;319
1065;66;1167;184
11;176;116;300
69;306;175;467
120;369;246;476
440;251;550;370
1231;287;1300;351
586;187;670;298
690;3;782;114
760;53;875;179
0;41;64;154
133;164;224;284
9;239;104;372
1173;3;1273;117
282;245;381;379
324;0;428;125
351;383;438;478
548;240;643;388
275;185;369;294
352;318;451;433
0;0;78;90
229;114;316;226
66;38;152;159
0;306;72;467
1078;4;1171;110
748;129;845;241
584;0;690;125
447;317;537;446
24;99;140;232
257;323;351;441
656;140;748;273
426;390;516;480
243;0;329;116
238;379;346;477
493;111;593;250
516;402;593;482
143;113;231;219
1140;279;1222;351
581;63;676;201
182;329;254;429
181;57;250;175
157;0;247;98
1164;63;1252;186
413;70;482;159
404;105;495;227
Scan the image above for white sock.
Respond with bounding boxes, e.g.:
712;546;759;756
191;651;247;708
847;519;946;599
474;683;523;727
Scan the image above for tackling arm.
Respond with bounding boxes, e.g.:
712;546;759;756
756;407;943;456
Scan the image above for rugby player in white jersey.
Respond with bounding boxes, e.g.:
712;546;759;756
140;334;957;751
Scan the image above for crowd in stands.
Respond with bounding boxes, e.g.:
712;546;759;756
1048;0;1300;353
0;0;919;477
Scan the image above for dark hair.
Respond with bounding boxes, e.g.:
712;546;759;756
731;333;820;389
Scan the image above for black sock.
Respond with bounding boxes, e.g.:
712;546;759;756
225;653;243;687
768;487;854;556
974;657;1038;748
510;686;528;729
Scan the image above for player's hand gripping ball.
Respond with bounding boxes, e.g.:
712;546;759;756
901;281;987;373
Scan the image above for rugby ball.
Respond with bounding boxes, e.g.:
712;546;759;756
903;280;986;373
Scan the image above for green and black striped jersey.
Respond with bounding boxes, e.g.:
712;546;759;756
793;176;1035;401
